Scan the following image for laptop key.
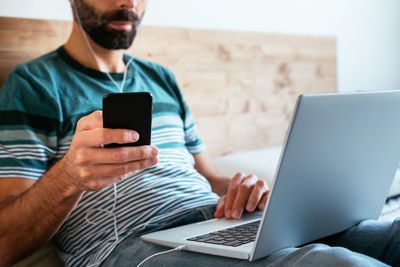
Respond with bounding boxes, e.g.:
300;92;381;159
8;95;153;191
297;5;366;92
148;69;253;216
197;237;215;242
224;240;243;247
186;220;260;247
196;234;215;239
204;239;227;245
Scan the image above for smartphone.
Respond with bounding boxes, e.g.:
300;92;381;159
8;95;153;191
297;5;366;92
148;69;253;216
102;92;153;148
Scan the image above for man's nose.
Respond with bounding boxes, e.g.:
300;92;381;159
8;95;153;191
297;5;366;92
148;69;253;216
116;0;138;10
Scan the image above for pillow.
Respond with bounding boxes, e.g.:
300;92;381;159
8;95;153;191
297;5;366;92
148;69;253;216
213;146;282;186
213;146;400;198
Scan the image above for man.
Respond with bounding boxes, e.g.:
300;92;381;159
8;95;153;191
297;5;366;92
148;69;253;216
0;0;398;266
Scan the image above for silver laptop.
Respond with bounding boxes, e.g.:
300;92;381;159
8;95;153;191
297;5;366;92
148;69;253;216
141;90;400;261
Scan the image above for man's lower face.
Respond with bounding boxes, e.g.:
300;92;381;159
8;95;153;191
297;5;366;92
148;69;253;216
74;0;142;50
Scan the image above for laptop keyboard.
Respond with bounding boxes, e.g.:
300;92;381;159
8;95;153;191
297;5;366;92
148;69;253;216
186;220;260;247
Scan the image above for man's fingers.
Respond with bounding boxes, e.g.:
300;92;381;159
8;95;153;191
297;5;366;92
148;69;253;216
99;157;158;177
74;128;139;147
82;175;125;191
77;157;158;180
246;180;269;212
76;110;103;131
75;145;158;165
258;191;270;210
214;195;226;218
224;172;246;218
231;175;258;219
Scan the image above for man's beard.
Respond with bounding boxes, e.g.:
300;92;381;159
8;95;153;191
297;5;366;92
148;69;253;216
74;0;142;50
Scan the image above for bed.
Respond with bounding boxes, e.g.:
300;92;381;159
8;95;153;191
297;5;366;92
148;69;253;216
0;16;398;267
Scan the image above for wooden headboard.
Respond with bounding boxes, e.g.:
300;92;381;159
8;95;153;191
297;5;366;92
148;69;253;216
0;17;336;157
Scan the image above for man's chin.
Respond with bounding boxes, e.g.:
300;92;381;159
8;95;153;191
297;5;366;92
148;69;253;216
96;37;135;50
89;28;136;50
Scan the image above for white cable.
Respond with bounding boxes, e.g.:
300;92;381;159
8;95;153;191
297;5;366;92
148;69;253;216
86;183;119;267
71;1;144;266
136;245;186;267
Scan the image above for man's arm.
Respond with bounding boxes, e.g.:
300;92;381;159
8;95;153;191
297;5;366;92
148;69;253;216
0;111;159;266
0;178;35;200
0;173;83;267
194;152;269;220
193;152;231;196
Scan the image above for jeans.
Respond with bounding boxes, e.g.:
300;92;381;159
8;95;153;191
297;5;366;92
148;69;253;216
102;205;400;267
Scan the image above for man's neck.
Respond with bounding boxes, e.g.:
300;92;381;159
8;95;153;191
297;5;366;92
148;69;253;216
64;21;126;73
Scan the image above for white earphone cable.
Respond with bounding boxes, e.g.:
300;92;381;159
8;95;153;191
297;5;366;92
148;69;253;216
136;245;186;267
71;1;143;266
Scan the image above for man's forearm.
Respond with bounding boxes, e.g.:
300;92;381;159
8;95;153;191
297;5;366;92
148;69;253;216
0;111;157;266
193;152;231;196
207;175;231;196
0;158;83;266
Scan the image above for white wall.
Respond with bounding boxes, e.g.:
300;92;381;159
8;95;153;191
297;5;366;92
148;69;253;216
1;0;399;92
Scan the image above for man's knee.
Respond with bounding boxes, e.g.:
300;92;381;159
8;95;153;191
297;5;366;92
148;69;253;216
264;244;388;267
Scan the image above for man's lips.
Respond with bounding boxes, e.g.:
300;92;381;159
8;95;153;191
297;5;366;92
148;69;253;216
108;21;133;31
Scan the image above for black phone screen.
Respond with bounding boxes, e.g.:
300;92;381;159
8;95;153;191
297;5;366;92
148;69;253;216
102;92;153;148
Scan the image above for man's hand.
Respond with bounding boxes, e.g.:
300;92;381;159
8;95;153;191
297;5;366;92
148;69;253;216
62;110;158;192
214;172;269;219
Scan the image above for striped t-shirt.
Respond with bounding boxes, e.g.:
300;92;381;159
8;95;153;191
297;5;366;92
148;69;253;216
0;46;219;266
